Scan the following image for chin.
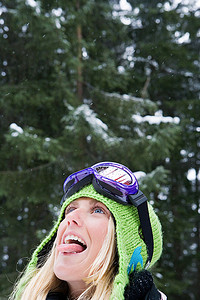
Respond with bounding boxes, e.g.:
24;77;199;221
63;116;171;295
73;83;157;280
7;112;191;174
54;261;87;282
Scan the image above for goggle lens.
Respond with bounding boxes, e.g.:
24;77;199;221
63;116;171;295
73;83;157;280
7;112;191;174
94;166;132;185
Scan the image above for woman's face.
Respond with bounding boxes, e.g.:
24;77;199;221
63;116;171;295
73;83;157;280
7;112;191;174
53;197;111;287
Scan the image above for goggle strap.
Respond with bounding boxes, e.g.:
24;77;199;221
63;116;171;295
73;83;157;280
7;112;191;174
129;190;147;207
137;201;154;267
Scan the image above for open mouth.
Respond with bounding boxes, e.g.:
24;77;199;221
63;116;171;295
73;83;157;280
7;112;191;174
57;234;87;254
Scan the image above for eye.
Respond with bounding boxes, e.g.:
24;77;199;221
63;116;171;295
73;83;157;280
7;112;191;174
65;206;76;215
93;207;105;214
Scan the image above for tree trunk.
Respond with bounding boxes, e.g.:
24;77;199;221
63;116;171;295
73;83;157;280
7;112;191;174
76;0;83;102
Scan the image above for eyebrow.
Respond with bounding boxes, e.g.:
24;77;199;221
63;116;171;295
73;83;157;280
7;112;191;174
89;199;107;207
71;198;99;205
89;198;99;204
69;198;108;209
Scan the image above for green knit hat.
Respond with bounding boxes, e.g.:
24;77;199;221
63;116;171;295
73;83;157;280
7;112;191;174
28;184;162;299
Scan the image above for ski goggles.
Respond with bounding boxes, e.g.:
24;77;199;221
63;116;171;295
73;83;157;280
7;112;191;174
61;161;146;207
61;161;154;267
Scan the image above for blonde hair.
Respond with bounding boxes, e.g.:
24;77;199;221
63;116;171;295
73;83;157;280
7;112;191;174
9;217;117;300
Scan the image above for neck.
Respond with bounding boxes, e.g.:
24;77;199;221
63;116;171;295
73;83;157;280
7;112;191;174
68;280;87;299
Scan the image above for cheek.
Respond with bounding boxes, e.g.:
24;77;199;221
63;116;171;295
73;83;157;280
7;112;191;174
90;219;109;247
56;220;65;244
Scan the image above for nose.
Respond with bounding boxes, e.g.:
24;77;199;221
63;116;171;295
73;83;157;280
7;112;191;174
65;209;83;227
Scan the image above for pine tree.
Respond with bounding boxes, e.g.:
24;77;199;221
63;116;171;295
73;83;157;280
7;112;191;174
120;0;200;298
1;0;196;298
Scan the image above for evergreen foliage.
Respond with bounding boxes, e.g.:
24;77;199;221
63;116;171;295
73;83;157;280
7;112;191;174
0;0;199;299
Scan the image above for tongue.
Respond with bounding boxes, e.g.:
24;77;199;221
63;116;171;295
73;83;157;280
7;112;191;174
57;243;85;253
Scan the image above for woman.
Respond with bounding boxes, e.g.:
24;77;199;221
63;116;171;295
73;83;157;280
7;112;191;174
10;162;167;299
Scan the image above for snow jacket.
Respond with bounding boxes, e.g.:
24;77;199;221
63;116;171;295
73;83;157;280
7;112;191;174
46;270;167;300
